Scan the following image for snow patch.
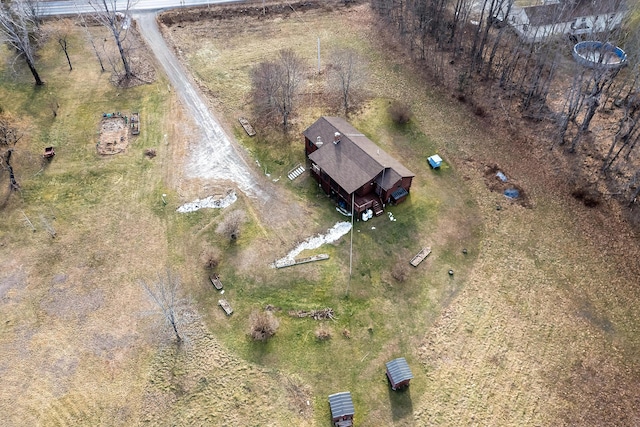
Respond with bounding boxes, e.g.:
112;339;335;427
273;221;352;266
176;191;237;213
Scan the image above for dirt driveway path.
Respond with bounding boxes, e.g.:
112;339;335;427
135;12;269;202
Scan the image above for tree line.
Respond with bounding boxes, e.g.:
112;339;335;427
0;0;137;87
369;0;640;206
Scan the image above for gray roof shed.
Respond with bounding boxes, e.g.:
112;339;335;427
386;357;414;390
328;391;355;426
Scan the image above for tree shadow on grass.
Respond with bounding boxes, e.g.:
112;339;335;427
246;336;276;365
386;377;413;421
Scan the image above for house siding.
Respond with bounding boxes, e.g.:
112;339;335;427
500;0;627;43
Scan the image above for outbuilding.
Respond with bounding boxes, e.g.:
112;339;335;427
328;391;355;427
386;357;414;390
427;154;442;169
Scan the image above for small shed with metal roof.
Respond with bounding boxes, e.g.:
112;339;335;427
328;391;355;427
386;357;414;390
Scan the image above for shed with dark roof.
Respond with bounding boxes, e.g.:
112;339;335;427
386;357;414;390
304;117;414;216
328;391;355;427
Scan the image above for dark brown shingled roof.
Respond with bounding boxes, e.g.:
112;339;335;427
304;117;415;194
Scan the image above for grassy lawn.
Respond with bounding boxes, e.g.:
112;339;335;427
0;3;639;427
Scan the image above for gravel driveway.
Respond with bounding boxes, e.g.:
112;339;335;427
135;12;268;202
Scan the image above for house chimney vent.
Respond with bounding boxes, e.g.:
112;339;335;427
333;132;341;145
316;136;323;147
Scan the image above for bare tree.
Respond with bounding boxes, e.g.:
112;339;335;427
77;12;106;73
59;37;72;70
0;112;22;192
603;92;640;172
251;49;305;130
216;210;247;242
141;269;187;343
89;0;135;80
0;1;43;85
556;69;587;146
251;60;280;125
570;66;623;152
22;0;42;30
200;246;221;270
328;47;367;117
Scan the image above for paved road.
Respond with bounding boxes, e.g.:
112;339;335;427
135;12;267;201
39;0;241;16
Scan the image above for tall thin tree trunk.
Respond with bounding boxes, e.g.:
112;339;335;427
59;39;72;71
113;30;132;78
5;149;19;190
25;56;43;85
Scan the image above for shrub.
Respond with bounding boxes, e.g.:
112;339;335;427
216;210;247;241
391;264;408;282
249;310;279;341
200;247;221;270
571;188;601;207
388;101;412;125
315;325;332;341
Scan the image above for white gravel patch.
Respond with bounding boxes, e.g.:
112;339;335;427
274;221;352;265
176;191;237;213
136;13;267;201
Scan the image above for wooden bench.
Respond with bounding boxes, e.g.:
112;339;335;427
239;117;256;136
130;112;140;135
219;299;233;316
209;273;223;290
409;247;431;267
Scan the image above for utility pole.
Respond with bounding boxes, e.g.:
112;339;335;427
347;192;354;296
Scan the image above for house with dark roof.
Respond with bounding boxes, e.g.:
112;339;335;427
303;117;415;217
497;0;627;43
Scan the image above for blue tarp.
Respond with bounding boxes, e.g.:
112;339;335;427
504;188;520;199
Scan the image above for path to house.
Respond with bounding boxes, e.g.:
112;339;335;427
135;12;268;201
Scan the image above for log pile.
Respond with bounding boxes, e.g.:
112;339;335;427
288;307;335;320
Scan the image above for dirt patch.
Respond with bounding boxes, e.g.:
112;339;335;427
483;163;531;208
97;115;132;155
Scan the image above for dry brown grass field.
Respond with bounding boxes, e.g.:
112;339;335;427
0;2;639;426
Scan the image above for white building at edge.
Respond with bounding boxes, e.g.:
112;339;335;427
495;0;628;43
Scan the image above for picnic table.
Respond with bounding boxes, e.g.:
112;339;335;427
219;299;233;316
409;247;431;267
209;273;223;290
